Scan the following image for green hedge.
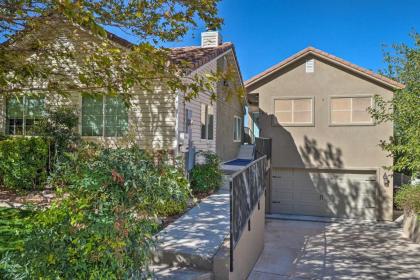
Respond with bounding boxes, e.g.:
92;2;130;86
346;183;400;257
0;137;49;190
395;184;420;213
190;152;222;195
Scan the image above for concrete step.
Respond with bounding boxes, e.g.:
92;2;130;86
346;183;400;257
152;190;230;271
151;264;214;280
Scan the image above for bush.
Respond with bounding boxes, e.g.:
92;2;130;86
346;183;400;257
35;106;80;163
0;137;49;190
190;152;222;195
0;146;191;279
395;184;420;214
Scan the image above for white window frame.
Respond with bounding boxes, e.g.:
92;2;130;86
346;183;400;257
329;95;374;126
273;97;315;127
233;115;242;142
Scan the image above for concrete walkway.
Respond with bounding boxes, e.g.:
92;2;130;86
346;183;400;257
249;219;420;280
153;189;230;271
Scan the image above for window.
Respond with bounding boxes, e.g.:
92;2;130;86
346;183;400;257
234;116;242;142
6;96;45;135
200;104;214;140
185;109;192;131
82;95;128;137
330;96;373;125
274;97;313;125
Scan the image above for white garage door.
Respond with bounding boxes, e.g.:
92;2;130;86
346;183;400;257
271;168;378;220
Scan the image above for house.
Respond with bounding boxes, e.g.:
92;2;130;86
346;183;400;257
0;18;245;163
245;47;404;221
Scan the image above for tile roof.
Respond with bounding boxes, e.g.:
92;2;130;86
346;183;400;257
245;46;404;90
168;42;234;73
106;32;234;73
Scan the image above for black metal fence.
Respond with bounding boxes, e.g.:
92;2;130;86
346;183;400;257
255;137;272;160
229;155;268;272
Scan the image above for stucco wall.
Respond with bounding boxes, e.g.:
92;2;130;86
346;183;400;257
403;210;420;244
213;192;266;280
248;56;395;220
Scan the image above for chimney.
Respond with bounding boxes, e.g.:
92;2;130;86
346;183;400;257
201;31;222;48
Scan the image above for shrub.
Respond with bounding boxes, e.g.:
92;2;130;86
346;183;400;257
190;152;222;195
395;184;420;214
35;106;80;164
0;137;49;190
0;146;191;279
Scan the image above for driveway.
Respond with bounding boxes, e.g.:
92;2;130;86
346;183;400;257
248;219;420;280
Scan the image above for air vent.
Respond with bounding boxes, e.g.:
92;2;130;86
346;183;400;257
306;59;314;73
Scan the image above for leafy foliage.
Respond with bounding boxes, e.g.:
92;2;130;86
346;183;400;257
0;1;243;105
0;137;49;190
190;151;222;195
1;146;191;279
395;184;420;213
370;33;420;174
35;105;80;164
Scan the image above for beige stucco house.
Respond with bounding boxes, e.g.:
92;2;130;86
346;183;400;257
246;47;404;221
0;19;245;163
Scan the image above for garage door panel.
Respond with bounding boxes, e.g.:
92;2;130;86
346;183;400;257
271;168;378;220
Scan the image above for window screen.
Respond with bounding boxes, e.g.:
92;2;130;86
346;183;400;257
274;98;313;125
6;96;44;135
331;96;372;124
82;95;128;137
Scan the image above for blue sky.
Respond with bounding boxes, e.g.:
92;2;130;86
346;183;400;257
160;0;420;81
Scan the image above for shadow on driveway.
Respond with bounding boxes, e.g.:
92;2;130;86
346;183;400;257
248;219;420;280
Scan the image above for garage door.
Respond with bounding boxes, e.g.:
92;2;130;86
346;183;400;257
271;168;378;220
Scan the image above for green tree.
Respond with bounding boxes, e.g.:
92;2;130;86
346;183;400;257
0;0;240;104
370;33;420;175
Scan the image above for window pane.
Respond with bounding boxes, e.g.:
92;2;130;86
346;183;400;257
275;112;292;123
352;111;372;123
201;104;207;139
7;119;23;135
82;95;103;136
237;118;241;141
26;97;45;118
104;96;128;137
6;98;24;118
275;99;292;112
331;111;351;124
294;99;311;112
331;98;351;111
6;98;24;135
207;106;214;140
352;97;371;111
293;111;312;123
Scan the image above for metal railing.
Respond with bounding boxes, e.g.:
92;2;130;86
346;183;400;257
229;155;268;272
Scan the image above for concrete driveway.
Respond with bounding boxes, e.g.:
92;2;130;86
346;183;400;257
248;219;420;280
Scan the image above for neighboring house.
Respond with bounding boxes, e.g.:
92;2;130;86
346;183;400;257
246;47;404;221
0;19;245;163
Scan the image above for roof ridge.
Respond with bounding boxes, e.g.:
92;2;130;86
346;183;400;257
245;47;404;90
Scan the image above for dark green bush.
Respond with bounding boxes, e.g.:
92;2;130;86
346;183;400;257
35;106;80;163
1;146;191;279
0;137;49;190
190;151;222;195
395;184;420;213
